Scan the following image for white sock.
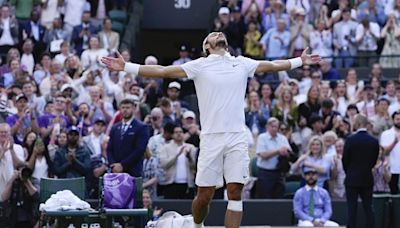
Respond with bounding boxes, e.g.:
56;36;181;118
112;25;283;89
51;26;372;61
194;222;204;228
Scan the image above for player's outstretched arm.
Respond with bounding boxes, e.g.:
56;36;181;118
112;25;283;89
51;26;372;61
255;48;321;74
101;52;187;79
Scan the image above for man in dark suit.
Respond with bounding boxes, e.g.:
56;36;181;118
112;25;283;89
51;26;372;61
342;114;379;228
71;11;98;55
19;10;46;60
107;98;150;177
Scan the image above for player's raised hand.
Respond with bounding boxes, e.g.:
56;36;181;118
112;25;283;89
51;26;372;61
300;47;321;65
101;51;126;71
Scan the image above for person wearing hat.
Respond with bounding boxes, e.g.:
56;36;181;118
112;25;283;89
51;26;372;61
6;94;40;145
173;45;192;66
167;81;188;118
289;8;313;57
102;30;320;228
293;167;339;226
53;125;92;179
213;7;230;33
182;111;200;147
262;0;289;32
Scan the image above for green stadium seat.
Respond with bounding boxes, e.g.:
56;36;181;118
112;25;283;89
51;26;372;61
108;10;128;23
250;157;258;177
284;181;301;199
112;21;125;35
372;193;391;228
393;194;400;228
40;177;86;203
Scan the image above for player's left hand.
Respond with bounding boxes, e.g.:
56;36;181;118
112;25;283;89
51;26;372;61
301;47;321;65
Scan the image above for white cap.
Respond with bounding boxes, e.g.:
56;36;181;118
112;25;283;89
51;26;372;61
168;81;181;90
61;83;74;92
218;7;230;15
183;111;196;119
125;94;140;103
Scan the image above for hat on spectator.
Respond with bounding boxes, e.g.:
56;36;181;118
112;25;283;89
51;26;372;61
218;7;230;15
232;6;241;13
180;45;188;52
94;117;106;125
15;94;28;102
67;126;81;135
288;78;299;85
296;8;306;16
168;81;181;90
183;111;196;119
61;83;74;92
303;167;318;175
124;94;140;103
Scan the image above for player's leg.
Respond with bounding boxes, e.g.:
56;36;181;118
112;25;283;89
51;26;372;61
223;132;250;228
225;182;244;228
192;186;215;226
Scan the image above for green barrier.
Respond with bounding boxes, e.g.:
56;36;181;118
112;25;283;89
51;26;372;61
393;195;400;228
372;194;391;228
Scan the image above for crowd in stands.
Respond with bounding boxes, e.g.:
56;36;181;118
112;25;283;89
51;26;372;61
0;0;399;227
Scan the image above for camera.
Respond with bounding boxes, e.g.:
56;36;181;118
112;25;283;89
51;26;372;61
20;167;32;181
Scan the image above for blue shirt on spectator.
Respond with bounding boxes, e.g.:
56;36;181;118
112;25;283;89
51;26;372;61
260;28;290;59
302;155;333;187
293;185;333;222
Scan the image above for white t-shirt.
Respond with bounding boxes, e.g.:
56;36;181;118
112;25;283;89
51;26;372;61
174;146;188;184
380;127;400;174
0;144;25;201
181;53;259;134
32;156;49;180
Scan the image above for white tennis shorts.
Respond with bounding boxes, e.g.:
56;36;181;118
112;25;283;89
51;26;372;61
195;131;250;188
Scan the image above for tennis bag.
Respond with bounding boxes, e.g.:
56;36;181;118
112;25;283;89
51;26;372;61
146;211;194;228
102;173;136;209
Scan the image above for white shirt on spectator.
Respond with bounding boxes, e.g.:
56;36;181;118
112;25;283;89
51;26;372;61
30;21;40;41
174;145;188;183
81;48;109;70
54;53;72;65
331;9;357;20
355;22;380;51
286;0;310;15
32;156;48;180
310;30;333;59
63;0;88;27
333;20;358;51
256;132;291;170
388;101;400;116
0;17;14;45
357;100;375;118
0;144;25;201
21;53;35;75
40;0;60;28
380;127;400;174
298;78;312;95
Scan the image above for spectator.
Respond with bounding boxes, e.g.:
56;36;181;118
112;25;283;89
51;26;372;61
262;0;289;32
1;48;21;75
260;19;290;60
88;85;114;123
159;97;178;126
25;137;53;190
47;129;67;161
380;110;400;194
63;0;90;38
369;76;384;97
243;21;263;59
310;19;333;62
343;114;379;228
142;189;162;221
54;42;72;65
98;18;120;54
40;0;61;29
245;91;267;135
355;18;380;66
166;81;187;118
213;7;230;33
147;107;164;136
20;39;35;75
38;93;72;139
370;98;391;137
159;125;197;199
333;80;349;116
372;149;391;193
75;103;93;137
292;136;333;190
310;70;322;87
320;81;332;100
256;117;291;198
53;126;91;178
356;0;386;26
172;45;192;65
20;10;47;60
80;36;109;70
383;80;397;104
286;1;310;18
319;60;341;81
107;98;150;177
45;18;70;54
344;68;363;103
279;122;299;161
0;4;19;59
22;131;37;155
82;117;107;160
22;80;46;114
333;8;358;68
71;11;99;55
388;86;400;116
356;84;376;118
182;111;200;147
260;83;275;120
143;146;162;200
330;0;357;25
225;6;246;55
33;53;51;85
9;0;40;21
272;86;299;129
321;98;341;132
289;8;312;57
323;131;338;159
3;58;22;88
6;94;40;145
241;0;264;22
293;168;339;227
299;85;321;126
330;138;346;199
380;14;400;68
313;4;330;28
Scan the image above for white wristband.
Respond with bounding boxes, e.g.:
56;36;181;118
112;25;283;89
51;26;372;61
289;57;303;70
124;62;140;75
